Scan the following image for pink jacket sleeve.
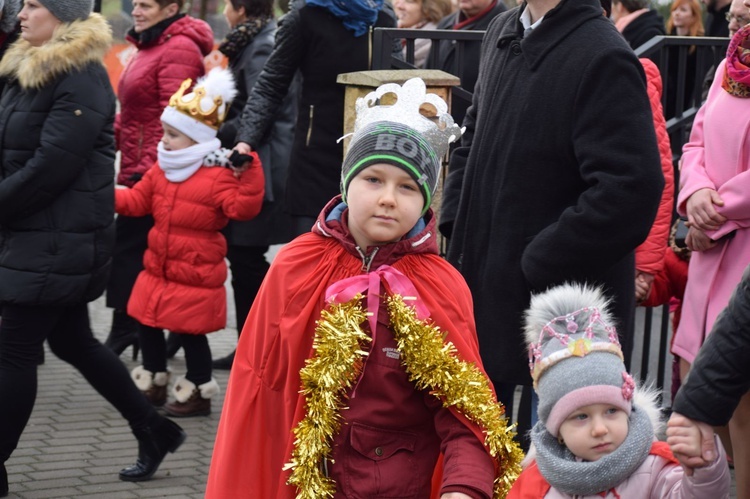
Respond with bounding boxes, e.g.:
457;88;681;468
649;436;730;498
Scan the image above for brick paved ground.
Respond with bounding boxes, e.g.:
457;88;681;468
4;293;235;499
3;292;738;498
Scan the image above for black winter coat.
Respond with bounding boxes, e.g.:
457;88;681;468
441;0;664;385
621;9;666;54
0;15;115;306
235;4;397;219
427;1;507;125
673;265;750;426
218;20;298;246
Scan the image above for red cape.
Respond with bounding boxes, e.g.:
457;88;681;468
206;231;494;498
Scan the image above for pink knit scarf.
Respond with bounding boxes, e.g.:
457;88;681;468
723;24;750;97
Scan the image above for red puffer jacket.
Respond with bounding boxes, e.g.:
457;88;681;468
116;16;214;187
636;59;675;277
115;156;264;334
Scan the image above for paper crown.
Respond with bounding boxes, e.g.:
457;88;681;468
161;67;237;143
351;77;463;160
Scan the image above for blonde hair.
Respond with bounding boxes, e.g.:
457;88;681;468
422;0;452;23
666;0;705;37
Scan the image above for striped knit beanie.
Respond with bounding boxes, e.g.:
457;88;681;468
340;121;441;215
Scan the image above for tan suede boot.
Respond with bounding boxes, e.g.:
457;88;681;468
163;377;220;417
131;366;170;407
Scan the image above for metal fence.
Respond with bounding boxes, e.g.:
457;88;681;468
372;27;730;401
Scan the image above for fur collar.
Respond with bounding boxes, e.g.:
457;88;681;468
0;14;111;89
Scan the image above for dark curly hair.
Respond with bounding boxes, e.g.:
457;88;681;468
227;0;274;18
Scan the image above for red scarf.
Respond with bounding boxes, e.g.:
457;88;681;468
722;23;750;97
454;0;498;30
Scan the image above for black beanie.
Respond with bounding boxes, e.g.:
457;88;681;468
340;121;441;214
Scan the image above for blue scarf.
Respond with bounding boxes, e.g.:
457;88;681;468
307;0;383;37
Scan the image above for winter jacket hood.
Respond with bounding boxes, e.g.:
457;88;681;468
126;14;213;54
0;13;111;89
312;195;439;269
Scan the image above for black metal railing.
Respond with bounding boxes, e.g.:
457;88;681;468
372;27;730;399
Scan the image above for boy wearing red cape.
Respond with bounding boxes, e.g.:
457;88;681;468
206;78;523;498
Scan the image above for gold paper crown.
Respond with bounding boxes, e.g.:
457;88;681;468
168;78;225;129
351;78;463;159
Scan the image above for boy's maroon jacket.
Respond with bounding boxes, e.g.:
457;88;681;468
206;197;498;498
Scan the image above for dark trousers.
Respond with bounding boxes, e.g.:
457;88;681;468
139;326;212;385
106;215;153;310
226;245;270;334
0;303;160;463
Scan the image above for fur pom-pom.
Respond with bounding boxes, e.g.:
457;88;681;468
196;67;238;112
524;283;614;346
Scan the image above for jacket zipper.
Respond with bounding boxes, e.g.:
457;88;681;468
356;246;379;272
368;25;373;69
305;105;314;147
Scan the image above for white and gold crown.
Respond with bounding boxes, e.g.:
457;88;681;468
160;67;237;143
350;77;463;160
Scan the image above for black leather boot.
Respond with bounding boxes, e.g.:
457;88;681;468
105;310;140;360
119;418;186;482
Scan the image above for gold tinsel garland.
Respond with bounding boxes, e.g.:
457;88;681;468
388;295;524;498
285;294;523;498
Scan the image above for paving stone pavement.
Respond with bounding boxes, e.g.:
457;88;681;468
4;292;738;498
4;293;236;499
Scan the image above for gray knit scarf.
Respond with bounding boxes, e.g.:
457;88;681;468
531;405;653;496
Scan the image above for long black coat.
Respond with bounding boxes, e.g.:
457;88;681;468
441;0;664;385
218;20;298;246
235;4;398;219
427;1;507;125
0;15;115;306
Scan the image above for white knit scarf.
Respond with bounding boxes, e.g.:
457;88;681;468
157;138;222;182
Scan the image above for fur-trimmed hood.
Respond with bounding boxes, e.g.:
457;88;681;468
0;13;111;89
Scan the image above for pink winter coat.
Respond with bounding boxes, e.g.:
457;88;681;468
115;16;214;187
510;439;730;498
115;157;264;334
674;59;750;362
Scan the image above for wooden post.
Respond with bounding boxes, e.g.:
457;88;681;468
336;70;460;251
